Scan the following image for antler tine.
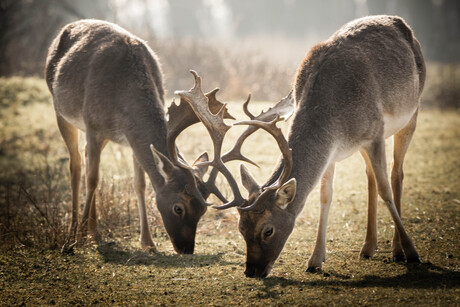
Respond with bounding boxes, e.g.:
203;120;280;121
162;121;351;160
221;126;259;166
242;94;255;119
255;90;295;122
212;200;243;210
174;71;230;158
175;70;246;208
220;93;258;166
238;188;271;212
235;114;293;191
220;91;295;167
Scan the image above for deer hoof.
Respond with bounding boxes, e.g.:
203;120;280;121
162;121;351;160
359;243;377;259
392;254;406;262
305;266;322;273
145;245;157;254
141;240;157;253
406;256;421;263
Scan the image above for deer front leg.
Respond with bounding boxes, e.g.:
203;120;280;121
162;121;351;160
56;116;81;242
133;155;156;251
79;135;104;242
364;137;420;263
307;163;335;272
359;151;378;258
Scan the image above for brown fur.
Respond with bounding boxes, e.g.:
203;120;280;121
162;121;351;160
46;20;207;254
238;15;426;277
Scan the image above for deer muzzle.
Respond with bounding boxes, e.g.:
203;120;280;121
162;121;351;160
244;260;274;278
172;239;195;254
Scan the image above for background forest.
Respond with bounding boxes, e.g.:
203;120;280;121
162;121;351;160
1;0;459;107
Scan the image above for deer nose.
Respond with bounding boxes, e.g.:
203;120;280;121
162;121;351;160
180;247;194;254
244;262;258;278
244;267;255;278
173;242;194;254
245;262;271;278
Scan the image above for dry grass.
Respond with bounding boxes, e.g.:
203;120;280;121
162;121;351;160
0;77;459;305
422;63;460;110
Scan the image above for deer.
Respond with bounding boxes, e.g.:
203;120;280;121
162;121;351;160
178;15;426;277
44;19;237;254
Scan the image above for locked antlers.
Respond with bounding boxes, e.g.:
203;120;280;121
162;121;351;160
175;71;245;208
152;74;235;206
213;92;295;210
175;70;295;210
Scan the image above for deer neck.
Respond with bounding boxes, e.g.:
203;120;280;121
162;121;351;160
269;114;336;217
124;108;170;190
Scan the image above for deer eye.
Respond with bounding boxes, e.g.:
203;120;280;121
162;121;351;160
263;227;274;239
173;203;184;216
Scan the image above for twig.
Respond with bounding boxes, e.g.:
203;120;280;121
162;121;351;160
124;254;139;266
19;185;56;232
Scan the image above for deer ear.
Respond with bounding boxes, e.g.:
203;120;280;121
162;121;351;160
192;152;209;180
240;164;260;196
275;178;296;209
150;144;176;183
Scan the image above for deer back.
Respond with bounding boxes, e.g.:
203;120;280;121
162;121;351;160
293;15;425;149
46;20;166;151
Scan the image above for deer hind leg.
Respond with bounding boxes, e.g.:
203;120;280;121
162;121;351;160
391;112;418;261
307;163;335;272
133;155;156;250
359;151;378;259
79;133;105;242
56;115;81;241
364;136;420;263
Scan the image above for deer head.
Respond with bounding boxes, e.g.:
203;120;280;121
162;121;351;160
237;175;297;277
212;93;296;277
150;78;235;254
150;145;208;254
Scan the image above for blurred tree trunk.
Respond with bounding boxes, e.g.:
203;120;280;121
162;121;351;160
0;0;113;77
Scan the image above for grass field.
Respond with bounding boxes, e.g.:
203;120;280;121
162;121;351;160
0;77;459;305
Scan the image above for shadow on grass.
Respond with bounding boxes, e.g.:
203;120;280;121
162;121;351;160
95;241;237;268
261;262;460;295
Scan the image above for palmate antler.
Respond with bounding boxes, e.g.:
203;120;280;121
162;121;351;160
174;71;246;208
164;77;234;206
166;87;234;165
